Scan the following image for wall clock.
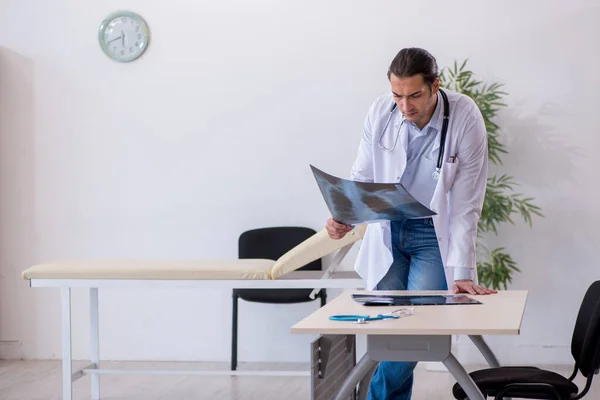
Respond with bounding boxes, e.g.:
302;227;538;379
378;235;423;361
98;11;150;62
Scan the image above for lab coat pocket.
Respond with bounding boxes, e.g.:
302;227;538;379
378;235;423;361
441;160;459;192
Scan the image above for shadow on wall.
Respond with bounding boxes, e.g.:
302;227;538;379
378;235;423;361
485;97;598;333
0;46;35;358
470;97;598;364
484;98;593;270
493;101;583;191
477;4;600;355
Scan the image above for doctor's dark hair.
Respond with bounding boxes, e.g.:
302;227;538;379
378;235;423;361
387;48;439;89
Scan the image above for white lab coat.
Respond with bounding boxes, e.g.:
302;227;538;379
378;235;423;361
350;89;488;290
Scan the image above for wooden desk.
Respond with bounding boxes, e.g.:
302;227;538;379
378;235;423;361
291;290;528;400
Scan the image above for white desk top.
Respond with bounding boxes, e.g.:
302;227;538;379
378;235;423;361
290;290;528;336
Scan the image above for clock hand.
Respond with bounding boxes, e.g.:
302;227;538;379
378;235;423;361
108;36;122;44
121;30;125;47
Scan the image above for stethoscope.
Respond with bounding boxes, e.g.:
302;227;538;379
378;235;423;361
377;88;450;181
329;308;414;324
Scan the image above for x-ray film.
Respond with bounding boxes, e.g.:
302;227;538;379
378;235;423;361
310;165;436;225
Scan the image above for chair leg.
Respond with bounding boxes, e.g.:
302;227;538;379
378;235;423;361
320;289;327;308
231;292;239;371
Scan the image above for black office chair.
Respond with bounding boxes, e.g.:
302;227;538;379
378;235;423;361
452;280;600;400
231;226;327;371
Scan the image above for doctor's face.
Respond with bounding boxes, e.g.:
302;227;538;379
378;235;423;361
389;73;439;129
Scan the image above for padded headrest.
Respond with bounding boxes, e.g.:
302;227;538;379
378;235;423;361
270;224;366;279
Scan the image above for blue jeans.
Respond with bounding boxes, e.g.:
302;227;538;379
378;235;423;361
367;218;448;400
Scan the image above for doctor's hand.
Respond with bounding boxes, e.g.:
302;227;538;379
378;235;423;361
325;218;353;240
452;280;497;295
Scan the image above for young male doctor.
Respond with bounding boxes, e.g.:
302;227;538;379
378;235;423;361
325;47;497;400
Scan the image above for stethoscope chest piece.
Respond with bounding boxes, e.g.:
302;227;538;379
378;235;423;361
432;169;441;181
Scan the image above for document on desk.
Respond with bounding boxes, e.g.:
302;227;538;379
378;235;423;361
310;165;435;225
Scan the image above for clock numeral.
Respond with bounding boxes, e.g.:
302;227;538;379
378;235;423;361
120;50;125;56
112;46;117;52
135;41;140;47
137;33;142;40
129;47;134;53
135;26;140;32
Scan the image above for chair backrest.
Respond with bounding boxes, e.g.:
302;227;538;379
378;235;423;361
238;226;322;271
571;280;600;377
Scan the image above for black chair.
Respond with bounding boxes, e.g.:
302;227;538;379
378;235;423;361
452;280;600;400
231;226;327;371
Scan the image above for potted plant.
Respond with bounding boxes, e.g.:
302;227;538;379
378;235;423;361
440;60;543;290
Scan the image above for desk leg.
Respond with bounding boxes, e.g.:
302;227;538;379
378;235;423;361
90;288;100;399
333;354;378;400
443;353;485;400
359;335;486;400
468;335;500;368
61;288;73;400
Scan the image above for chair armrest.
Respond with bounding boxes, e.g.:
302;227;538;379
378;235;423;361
270;224;366;279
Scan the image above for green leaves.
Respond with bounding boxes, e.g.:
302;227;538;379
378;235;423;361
477;248;520;290
441;60;543;290
479;175;544;235
440;61;508;167
479;175;517;234
514;196;543;227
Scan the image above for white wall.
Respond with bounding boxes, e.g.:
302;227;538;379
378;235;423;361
1;0;599;365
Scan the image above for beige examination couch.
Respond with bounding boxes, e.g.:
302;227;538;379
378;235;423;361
21;225;367;400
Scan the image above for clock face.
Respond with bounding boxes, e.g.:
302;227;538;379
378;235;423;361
98;11;150;62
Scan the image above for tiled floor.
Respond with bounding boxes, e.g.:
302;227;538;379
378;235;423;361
0;360;596;399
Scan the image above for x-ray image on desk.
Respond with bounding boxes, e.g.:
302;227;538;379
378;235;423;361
310;165;436;225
